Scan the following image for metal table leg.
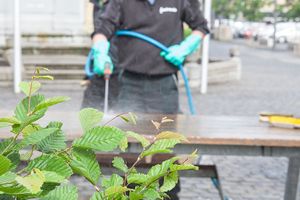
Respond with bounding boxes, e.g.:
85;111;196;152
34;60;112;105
284;157;300;200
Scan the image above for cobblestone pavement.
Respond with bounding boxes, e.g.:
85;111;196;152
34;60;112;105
1;40;300;199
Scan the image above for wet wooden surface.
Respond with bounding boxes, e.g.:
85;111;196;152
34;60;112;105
1;111;300;147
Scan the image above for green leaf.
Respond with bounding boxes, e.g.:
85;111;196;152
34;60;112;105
19;81;41;96
32;96;70;114
127;173;148;184
79;108;103;133
126;131;150;148
0;117;20;125
70;148;100;185
33;75;54;80
160;171;178;192
27;155;73;178
14;94;45;121
129;191;144;200
0;138;13;154
112;157;128;173
17;128;58;150
170;164;199;171
105;186;128;197
102;174;123;189
73;126;125;152
143;188;160;200
36;123;66;153
119;137;128;152
156;131;187;142
41;184;78;200
0;194;14;200
15;169;45;194
90;192;105;200
22;124;40;137
0;155;11;176
13;94;46;133
120;112;137;125
142;139;180;157
7;152;20;171
145;158;179;186
42;171;66;183
0;172;16;185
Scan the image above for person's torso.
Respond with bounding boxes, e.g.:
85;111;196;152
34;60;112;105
117;0;184;75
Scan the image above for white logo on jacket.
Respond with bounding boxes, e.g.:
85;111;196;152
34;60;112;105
159;7;178;14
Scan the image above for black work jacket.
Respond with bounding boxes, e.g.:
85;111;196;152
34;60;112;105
94;0;209;75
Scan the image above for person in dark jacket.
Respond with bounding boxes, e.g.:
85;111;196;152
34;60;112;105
91;1;209;199
92;0;209;114
81;0;120;111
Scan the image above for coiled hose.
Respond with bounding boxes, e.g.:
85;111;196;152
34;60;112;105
85;30;196;115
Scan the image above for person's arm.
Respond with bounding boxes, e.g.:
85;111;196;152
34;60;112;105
181;0;210;38
91;0;122;75
160;0;209;67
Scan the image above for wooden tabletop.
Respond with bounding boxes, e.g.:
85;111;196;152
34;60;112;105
1;111;300;148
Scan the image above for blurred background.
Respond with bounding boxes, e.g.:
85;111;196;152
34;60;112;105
0;0;300;199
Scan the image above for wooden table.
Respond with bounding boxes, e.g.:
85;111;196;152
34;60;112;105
1;111;300;199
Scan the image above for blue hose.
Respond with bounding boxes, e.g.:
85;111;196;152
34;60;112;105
85;30;197;115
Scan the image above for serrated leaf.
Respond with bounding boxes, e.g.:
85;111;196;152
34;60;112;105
33;75;54;80
112;157;128;173
156;131;187;142
27;155;73;178
19;81;41;96
41;184;78;200
0;138;13;154
13;94;46;133
73;126;125;152
32;96;70;114
22;124;40;137
17;128;58;150
142;139;180;157
143;188;160;200
0;172;16;185
70;148;100;185
0;155;11;176
36;127;66;153
105;186;128;197
7;152;20;170
119;137;128;152
0;172;30;196
42;171;66;183
170;164;199;171
127;173;148;184
79;108;103;133
126;131;150;148
0;117;20;125
129;191;144;200
14;94;45;121
16;169;45;194
160;171;178;192
102;174;123;188
90;192;105;200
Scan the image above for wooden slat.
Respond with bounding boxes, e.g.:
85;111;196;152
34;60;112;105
1;111;300;147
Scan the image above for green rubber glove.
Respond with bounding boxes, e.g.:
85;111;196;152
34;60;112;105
160;34;202;67
92;41;114;76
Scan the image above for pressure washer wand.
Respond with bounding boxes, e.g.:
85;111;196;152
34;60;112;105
103;63;111;114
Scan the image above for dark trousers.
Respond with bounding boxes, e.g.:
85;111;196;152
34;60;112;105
117;71;180;114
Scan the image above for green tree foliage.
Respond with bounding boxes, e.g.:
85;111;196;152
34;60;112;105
0;68;199;199
286;0;300;20
213;0;269;21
